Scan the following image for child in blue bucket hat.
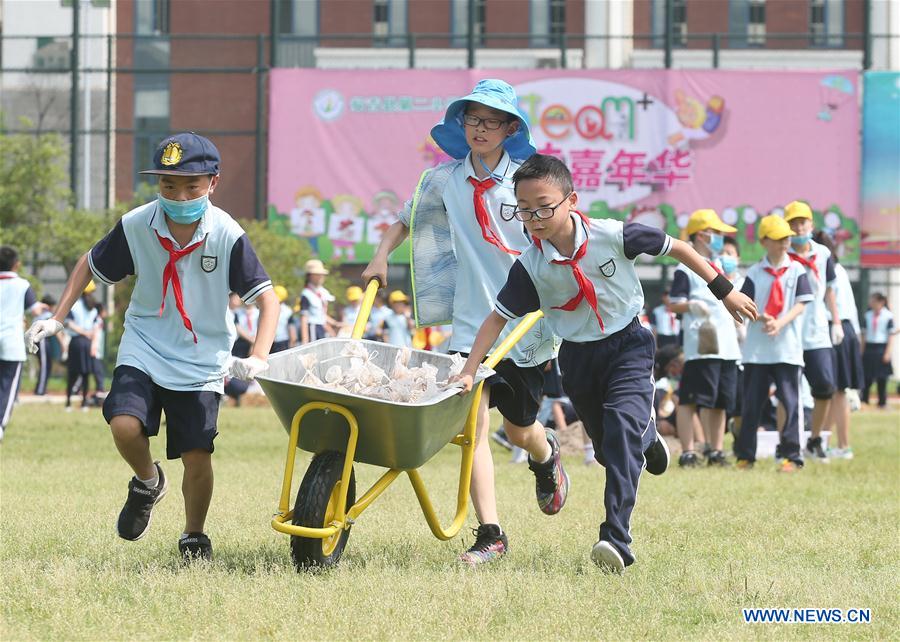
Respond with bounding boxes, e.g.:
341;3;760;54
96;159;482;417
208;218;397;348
364;79;568;565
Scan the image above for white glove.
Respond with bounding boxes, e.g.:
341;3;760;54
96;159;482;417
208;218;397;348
228;356;269;381
846;388;861;412
24;319;64;354
830;323;845;346
688;300;710;317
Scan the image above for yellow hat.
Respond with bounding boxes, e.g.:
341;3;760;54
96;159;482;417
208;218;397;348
783;200;813;222
388;290;408;304
304;259;329;275
758;214;794;241
346;286;363;302
83;280;96;294
273;285;288;302
685;209;737;236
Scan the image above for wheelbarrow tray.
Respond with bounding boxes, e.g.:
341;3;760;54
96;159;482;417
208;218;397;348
257;339;493;470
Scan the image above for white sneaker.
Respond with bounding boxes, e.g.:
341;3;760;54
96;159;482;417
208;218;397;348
591;540;625;574
828;447;854;460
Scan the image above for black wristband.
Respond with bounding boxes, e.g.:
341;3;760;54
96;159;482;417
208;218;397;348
708;274;734;300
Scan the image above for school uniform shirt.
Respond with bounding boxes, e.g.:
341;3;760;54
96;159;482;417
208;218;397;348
342;304;361;331
88;200;272;392
274;302;293;343
65;297;99;338
234;306;259;338
651;304;680;337
864;308;894;343
0;272;38;362
791;239;836;351
368;304;392;337
739;256;813;366
300;286;333;326
828;263;860;334
382;312;412;347
494;214;673;343
669;257;741;361
398;151;554;367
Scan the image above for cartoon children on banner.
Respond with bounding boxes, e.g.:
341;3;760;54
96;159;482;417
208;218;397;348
366;190;400;246
328;194;365;261
289;186;327;254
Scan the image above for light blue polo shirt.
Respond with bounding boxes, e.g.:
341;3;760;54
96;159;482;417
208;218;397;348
739;256;813;366
829;263;860;334
275;302;293;342
399;151;554;367
0;272;38;362
864;308;894;343
651;304;681;337
88;200;272;392
66;297;98;338
382;311;413;347
669;257;741;362
494;215;673;343
790;240;836;351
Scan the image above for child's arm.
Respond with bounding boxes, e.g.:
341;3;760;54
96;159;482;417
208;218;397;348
825;286;844;345
362;221;409;287
451;311;509;393
668;239;758;323
764;301;807;336
288;322;298;347
299;313;310;344
884;324;895;363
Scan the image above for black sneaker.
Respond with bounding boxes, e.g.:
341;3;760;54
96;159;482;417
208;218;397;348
706;449;731;467
678;451;700;468
179;532;213;561
644;435;670;475
805;436;830;464
458;524;508;566
490;429;513;451
117;462;168;541
527;429;569;515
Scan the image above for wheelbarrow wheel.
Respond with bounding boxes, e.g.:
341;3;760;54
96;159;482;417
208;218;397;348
290;450;356;570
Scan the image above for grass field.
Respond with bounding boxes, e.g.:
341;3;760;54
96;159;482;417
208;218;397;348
2;403;898;640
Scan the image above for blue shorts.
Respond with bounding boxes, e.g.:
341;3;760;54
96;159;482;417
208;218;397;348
678;358;738;411
102;365;220;460
803;348;836;399
451;351;546;427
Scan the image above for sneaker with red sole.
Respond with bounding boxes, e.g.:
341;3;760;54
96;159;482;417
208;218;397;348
527;429;570;515
458;524;507;566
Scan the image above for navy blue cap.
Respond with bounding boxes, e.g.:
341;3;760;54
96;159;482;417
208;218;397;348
140;132;220;176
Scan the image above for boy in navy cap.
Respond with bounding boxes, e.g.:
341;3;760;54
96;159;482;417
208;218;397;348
25;133;278;561
0;245;47;440
363;79;565;565
452;155;757;573
734;215;813;472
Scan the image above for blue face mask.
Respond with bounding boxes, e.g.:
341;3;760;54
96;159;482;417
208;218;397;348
720;256;738;275
707;233;724;254
790;233;811;247
158;192;209;225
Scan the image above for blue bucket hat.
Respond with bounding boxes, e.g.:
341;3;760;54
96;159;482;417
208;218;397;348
140;132;221;176
431;79;536;161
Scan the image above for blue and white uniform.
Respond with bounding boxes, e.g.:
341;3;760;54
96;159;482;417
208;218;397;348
650;303;680;347
0;271;38;431
272;302;293;353
495;213;673;567
734;256;813;463
300;285;333;342
382;311;412;347
829;264;864;390
862;307;894;406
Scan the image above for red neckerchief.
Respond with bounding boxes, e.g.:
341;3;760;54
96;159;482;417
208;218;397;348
872;309;879;335
789;251;819;282
467;176;521;256
155;231;205;343
708;260;724;276
763;266;789;317
669;311;677;332
532;211;604;331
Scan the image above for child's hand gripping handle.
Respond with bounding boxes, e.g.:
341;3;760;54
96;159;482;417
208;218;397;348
351;278;382;340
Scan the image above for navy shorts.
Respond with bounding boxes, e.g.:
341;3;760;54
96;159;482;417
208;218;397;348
833;320;864;390
271;340;290;353
543;359;564;399
451;352;546;427
678;358;738;411
803;347;836;399
102;365;220;460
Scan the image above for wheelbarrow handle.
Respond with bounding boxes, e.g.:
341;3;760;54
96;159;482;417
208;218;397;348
351;278;382;340
483;310;544;370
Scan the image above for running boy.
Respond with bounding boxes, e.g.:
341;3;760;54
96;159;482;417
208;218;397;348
734;215;813;472
783;201;842;462
453;155;757;572
362;79;564;565
0;245;46;440
669;209;742;467
24;133;278;561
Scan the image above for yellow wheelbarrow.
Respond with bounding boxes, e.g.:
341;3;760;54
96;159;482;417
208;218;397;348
256;279;542;570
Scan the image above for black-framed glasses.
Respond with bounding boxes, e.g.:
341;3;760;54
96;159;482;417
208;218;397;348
500;193;573;222
462;114;510;130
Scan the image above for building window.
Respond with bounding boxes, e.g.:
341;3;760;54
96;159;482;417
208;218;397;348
652;0;687;48
374;0;389;37
810;0;844;47
549;0;566;46
135;0;169;35
748;0;765;46
452;0;485;47
531;0;565;46
373;0;406;43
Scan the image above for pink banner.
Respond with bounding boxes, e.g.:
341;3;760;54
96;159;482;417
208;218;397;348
268;69;859;264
